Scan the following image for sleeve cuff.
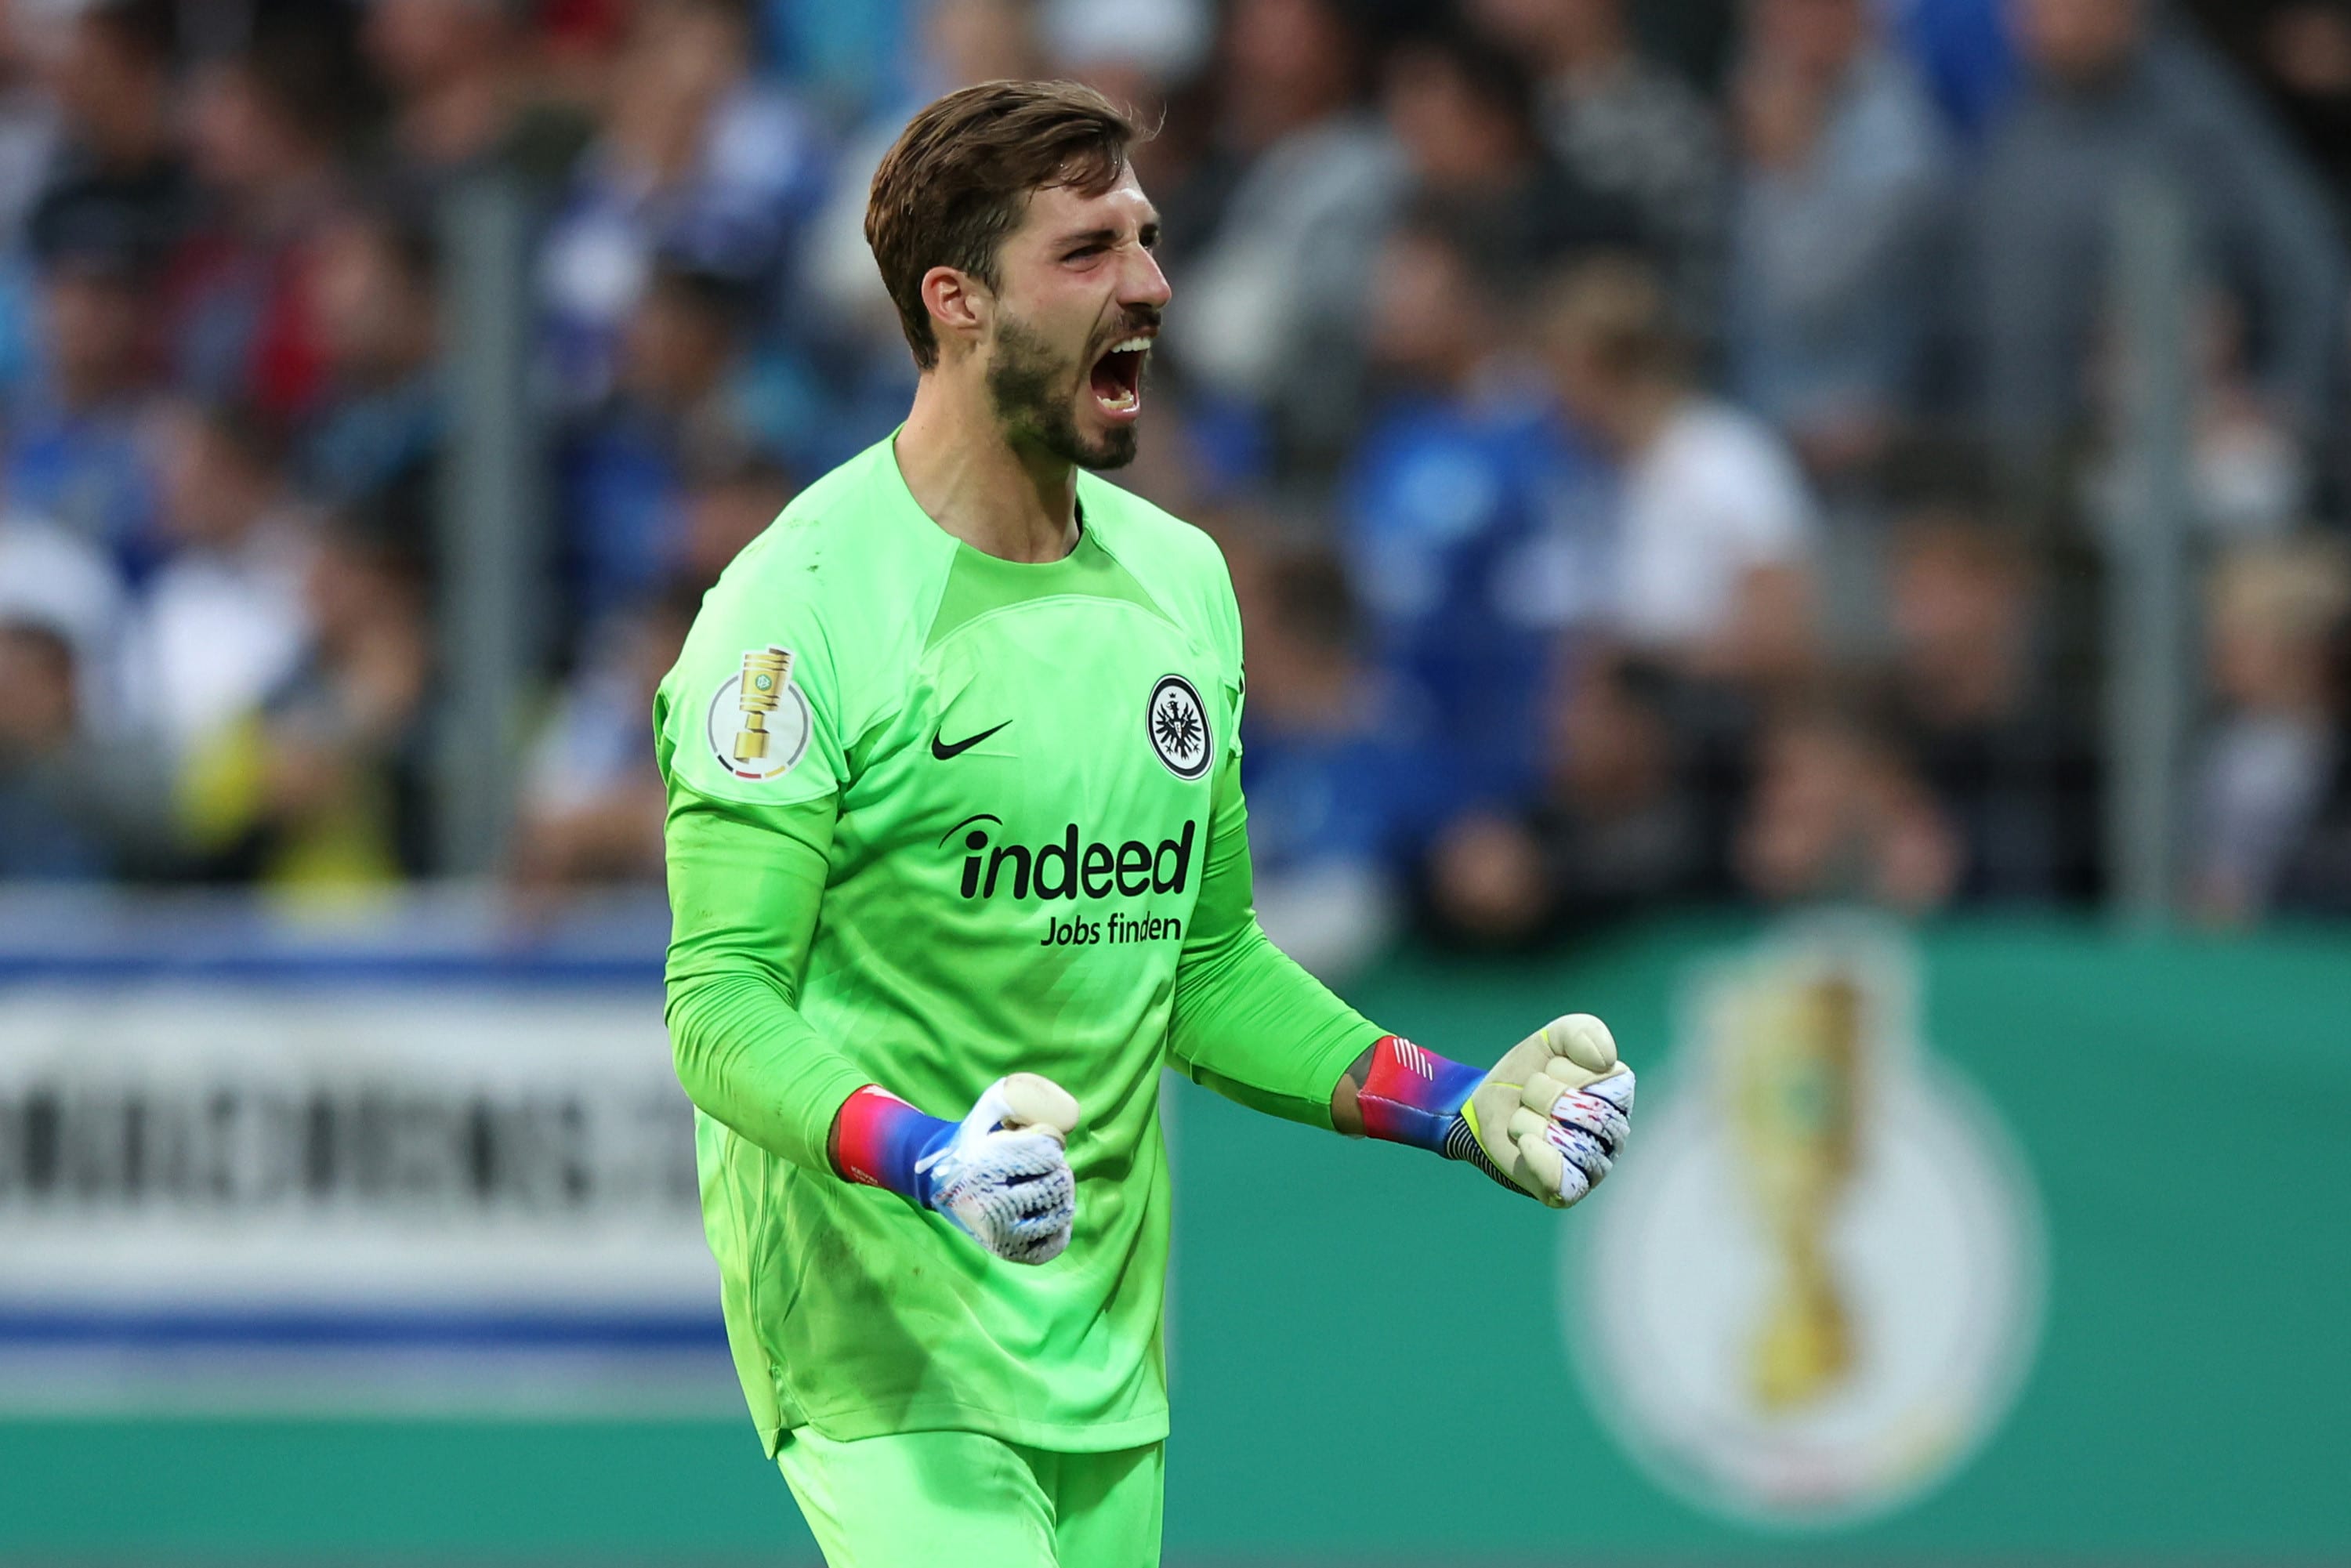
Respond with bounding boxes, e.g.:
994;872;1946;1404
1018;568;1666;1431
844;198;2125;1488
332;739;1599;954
1299;1018;1391;1132
792;1061;881;1177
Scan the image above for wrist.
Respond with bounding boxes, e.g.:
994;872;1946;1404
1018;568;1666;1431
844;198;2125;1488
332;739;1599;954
831;1085;955;1205
1356;1034;1483;1154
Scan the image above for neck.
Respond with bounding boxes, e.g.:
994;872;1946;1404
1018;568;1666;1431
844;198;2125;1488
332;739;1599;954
1610;380;1681;457
895;370;1081;563
208;483;287;548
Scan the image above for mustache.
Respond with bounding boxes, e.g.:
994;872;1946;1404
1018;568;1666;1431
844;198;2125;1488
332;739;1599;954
1094;307;1163;348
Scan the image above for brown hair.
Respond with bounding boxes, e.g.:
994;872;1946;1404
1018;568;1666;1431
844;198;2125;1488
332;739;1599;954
865;80;1140;371
1538;254;1683;386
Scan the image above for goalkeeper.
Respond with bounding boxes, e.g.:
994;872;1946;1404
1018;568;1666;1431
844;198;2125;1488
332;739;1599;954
656;81;1635;1568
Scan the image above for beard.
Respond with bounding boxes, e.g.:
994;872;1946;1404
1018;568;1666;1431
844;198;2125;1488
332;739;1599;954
985;310;1139;472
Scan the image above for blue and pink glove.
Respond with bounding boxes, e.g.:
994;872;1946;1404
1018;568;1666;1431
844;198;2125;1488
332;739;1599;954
1357;1014;1634;1208
832;1075;1081;1263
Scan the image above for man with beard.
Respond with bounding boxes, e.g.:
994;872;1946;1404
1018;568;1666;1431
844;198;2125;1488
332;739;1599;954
654;81;1638;1566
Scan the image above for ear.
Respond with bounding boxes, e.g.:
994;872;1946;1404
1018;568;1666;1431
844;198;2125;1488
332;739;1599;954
920;265;990;357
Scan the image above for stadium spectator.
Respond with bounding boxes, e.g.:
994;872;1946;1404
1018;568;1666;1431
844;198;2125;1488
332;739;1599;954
676;451;793;594
24;0;186;291
1423;653;1710;949
0;509;121;690
1156;0;1399;476
0;617;108;877
11;2;179;416
1342;213;1607;807
1726;0;1950;480
7;215;162;573
1973;0;2345;473
296;202;441;509
0;511;163;876
0;2;58;247
169;20;372;421
1465;0;1726;332
799;0;1039;449
537;0;829;408
1879;506;2102;903
1734;692;1962;912
364;0;536;185
1381;23;1640;284
2187;536;2351;922
513;585;695;892
115;400;314;767
559;259;776;640
1541;255;1822;687
178;504;433;889
1229;538;1432;976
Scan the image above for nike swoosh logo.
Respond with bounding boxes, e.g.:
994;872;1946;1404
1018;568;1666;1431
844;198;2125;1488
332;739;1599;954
930;719;1012;760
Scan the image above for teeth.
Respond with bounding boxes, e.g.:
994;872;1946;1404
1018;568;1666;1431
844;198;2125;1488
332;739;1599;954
1098;386;1138;411
1110;336;1151;354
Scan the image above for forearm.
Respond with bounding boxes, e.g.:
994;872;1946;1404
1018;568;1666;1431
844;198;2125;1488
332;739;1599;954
652;610;1080;1260
665;796;1010;1211
671;958;1080;1257
1163;565;1635;1207
1190;990;1634;1210
665;966;873;1174
1166;744;1386;1126
664;798;872;1175
1168;914;1388;1130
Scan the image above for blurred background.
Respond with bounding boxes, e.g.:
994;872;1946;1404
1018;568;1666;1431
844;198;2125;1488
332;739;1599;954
0;0;2346;1562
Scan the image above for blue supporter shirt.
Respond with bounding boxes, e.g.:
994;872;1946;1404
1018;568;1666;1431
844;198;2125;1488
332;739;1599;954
1340;388;1612;809
1241;675;1442;873
5;397;159;581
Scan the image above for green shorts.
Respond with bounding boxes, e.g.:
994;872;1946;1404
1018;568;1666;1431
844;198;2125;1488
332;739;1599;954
776;1426;1164;1568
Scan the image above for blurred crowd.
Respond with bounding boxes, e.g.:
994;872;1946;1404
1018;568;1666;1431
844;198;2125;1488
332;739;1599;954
2;0;2350;955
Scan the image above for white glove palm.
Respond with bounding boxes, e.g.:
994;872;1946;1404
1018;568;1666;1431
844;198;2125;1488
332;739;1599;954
915;1074;1082;1265
1461;1013;1636;1208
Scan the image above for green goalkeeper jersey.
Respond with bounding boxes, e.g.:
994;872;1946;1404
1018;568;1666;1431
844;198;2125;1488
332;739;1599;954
654;435;1382;1455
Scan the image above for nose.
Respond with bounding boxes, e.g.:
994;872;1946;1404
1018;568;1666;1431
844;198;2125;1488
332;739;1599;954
1123;242;1172;312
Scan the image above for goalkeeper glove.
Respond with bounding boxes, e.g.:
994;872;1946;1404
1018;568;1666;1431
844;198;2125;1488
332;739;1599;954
1357;1014;1634;1208
831;1074;1082;1263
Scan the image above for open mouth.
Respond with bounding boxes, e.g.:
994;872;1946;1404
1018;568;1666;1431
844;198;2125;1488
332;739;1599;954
1088;335;1151;418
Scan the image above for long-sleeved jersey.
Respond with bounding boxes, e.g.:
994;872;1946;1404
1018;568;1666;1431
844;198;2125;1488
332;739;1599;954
654;436;1383;1456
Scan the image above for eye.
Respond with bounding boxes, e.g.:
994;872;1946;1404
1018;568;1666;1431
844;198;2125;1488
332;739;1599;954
1139;224;1161;252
